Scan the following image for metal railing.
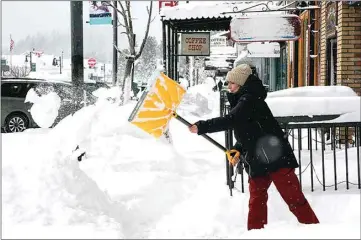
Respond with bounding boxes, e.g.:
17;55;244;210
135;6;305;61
220;95;361;193
283;123;361;192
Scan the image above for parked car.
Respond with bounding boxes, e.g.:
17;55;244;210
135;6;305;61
1;77;99;133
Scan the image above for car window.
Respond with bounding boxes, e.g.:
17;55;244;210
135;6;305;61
1;82;32;98
34;82;57;96
55;85;75;99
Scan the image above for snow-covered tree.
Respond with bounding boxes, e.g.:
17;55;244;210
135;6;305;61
135;36;158;85
9;66;30;78
106;1;154;103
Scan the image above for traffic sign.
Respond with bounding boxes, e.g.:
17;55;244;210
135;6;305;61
88;58;97;68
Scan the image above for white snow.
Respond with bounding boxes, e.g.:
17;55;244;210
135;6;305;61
267;85;358;98
266;86;361;122
2;81;361;239
230;14;299;42
2;53;112;84
267;96;360;118
160;1;282;20
24;88;61;128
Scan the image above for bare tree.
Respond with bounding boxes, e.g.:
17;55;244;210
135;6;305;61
9;66;31;78
107;1;154;95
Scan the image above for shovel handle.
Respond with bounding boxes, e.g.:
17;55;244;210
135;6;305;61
175;114;227;152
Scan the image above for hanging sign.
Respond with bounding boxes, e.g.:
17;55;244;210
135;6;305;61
230;14;301;42
211;36;227;48
159;0;179;13
180;32;210;56
247;42;280;58
89;1;112;25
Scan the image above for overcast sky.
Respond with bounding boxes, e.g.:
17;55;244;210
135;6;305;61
1;1;162;50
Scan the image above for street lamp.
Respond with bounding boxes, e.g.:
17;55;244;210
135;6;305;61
24;48;35;71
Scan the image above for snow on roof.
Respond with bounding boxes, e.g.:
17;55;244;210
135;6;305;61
160;1;282;21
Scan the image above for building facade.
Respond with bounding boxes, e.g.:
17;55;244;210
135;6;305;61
287;1;361;95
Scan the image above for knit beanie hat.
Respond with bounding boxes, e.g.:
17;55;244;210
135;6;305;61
226;64;252;86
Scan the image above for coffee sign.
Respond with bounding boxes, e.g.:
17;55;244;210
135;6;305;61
180;33;210;56
211;36;227;47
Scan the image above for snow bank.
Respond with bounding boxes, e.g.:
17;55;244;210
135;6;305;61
266;86;361;121
2;82;360;239
2;126;123;238
268;85;358;98
178;80;220;117
266;96;360;118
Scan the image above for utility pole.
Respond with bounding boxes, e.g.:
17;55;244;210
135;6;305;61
131;33;136;87
70;1;84;86
59;55;62;74
30;50;33;70
61;50;64;69
112;1;118;86
103;63;106;81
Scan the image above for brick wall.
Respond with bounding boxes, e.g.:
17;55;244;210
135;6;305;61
337;3;361;95
319;2;361;95
319;2;327;86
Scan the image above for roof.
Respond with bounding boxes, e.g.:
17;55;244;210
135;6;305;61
164;16;232;32
160;1;283;20
161;1;258;20
160;2;237;31
1;77;72;85
160;1;284;32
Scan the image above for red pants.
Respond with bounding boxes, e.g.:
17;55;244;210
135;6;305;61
248;168;319;230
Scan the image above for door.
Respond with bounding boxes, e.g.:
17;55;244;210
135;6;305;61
1;82;34;126
326;38;337;86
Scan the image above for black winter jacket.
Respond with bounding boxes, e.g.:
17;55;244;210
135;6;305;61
195;75;299;178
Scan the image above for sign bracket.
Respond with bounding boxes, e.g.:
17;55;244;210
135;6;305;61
221;1;320;15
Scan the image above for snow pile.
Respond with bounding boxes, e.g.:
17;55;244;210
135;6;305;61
24;88;61;128
267;96;360;117
2;83;361;239
266;86;361;122
179;77;189;90
2;121;123;238
178;79;219;117
267;86;358;98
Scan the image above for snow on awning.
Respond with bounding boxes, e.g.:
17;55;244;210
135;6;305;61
160;2;285;32
160;1;283;21
161;1;236;20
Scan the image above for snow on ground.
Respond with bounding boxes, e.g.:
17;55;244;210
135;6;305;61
2;82;361;239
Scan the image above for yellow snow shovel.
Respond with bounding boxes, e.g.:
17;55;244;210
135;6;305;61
128;72;240;192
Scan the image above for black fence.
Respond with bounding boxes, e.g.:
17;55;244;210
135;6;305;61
221;94;361;193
